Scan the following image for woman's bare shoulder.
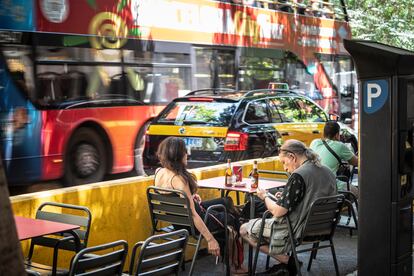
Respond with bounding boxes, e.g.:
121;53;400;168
155;168;186;190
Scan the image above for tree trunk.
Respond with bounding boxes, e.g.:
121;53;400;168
0;155;25;275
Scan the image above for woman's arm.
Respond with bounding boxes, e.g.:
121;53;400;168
172;177;220;256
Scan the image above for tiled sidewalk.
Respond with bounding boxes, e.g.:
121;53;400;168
181;227;358;275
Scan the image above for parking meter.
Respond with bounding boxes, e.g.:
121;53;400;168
344;40;414;276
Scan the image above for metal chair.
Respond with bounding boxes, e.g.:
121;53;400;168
146;186;229;276
251;194;344;276
251;210;274;274
25;202;92;276
128;229;189;276
288;194;345;276
337;190;358;236
68;240;128;276
336;175;359;236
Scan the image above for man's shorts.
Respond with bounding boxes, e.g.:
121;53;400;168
245;218;274;240
245;217;291;256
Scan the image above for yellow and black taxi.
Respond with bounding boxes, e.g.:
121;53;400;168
144;85;354;169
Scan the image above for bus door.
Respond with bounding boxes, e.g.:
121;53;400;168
193;47;236;89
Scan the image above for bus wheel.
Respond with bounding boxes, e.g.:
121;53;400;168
130;122;150;176
63;128;107;186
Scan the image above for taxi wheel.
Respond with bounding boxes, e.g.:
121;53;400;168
130;121;151;176
249;144;265;159
63;127;107;186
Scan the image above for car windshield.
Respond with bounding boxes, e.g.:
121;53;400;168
158;101;237;126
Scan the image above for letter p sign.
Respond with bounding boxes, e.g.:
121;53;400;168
363;79;388;114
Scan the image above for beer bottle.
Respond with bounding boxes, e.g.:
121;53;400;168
251;160;259;188
225;159;233;187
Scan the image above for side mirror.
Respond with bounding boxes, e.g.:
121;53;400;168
329;113;339;121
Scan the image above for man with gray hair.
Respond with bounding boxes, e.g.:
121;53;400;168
240;139;337;275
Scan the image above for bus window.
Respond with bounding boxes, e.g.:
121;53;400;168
60;71;88;100
88;66;122;98
36;47;122;63
238;50;315;95
124;66;191;104
317;54;356;119
194;48;235;90
239;55;285;90
123;50;192;103
2;46;34;97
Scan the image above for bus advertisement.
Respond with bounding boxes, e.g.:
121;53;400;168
0;0;354;186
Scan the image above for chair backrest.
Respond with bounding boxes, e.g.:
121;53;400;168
68;240;128;276
295;194;345;244
28;202;92;258
60;71;88;100
37;72;62;103
129;229;189;276
146;186;196;236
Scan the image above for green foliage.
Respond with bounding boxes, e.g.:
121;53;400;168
346;0;414;51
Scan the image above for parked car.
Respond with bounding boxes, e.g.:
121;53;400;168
144;86;355;169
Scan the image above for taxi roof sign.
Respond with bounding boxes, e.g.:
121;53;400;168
268;82;289;91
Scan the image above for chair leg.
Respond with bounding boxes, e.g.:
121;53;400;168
225;228;230;276
265;255;270;269
307;242;318;271
330;239;340;276
312;242;319;259
347;204;353;236
291;247;302;276
189;235;203;276
181;258;186;271
252;241;261;275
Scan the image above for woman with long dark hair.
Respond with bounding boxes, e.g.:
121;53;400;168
154;137;245;273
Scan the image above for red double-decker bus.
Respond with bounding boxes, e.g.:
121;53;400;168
0;0;354;186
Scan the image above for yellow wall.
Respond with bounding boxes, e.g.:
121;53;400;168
11;157;285;268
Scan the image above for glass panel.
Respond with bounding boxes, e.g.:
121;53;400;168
238;56;284;90
317;54;356;119
36;46;121;63
284;53;316;99
2;45;35;99
159;101;236;126
238;51;314;94
194;48;235;89
267;99;283;123
34;46;191;106
294;98;327;122
270;97;301;122
125;66;191;104
216;50;235;89
36;64;122;106
194;48;214;89
123;50;190;64
244;100;270;124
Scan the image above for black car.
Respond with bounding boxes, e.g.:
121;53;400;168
144;85;346;169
